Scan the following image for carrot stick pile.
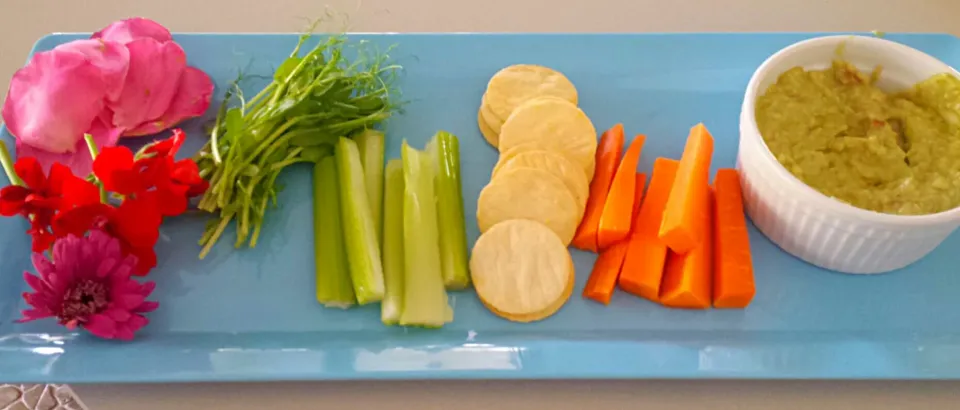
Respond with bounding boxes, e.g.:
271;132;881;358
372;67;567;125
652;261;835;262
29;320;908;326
580;123;756;310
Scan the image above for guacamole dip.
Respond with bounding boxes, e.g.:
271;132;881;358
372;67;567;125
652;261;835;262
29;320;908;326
755;60;960;215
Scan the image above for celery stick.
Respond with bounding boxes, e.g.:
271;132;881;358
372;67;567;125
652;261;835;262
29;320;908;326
313;156;356;308
335;137;385;304
399;141;453;327
381;159;405;325
355;129;386;244
426;131;471;290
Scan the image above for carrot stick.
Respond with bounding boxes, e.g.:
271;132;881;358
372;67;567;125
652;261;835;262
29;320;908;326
572;124;625;252
712;169;755;308
597;135;647;250
658;123;715;255
659;189;714;309
582;241;629;305
631;172;647;220
617;158;678;302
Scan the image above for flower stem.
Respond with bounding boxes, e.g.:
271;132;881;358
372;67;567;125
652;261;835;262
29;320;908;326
84;134;108;203
0;140;23;187
84;133;100;159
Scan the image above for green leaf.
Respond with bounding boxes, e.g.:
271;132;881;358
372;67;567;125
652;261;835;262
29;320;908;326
274;56;303;82
352;95;385;112
224;108;244;140
238;165;261;177
290;131;339;147
265;141;291;164
332;101;360;115
301;145;332;162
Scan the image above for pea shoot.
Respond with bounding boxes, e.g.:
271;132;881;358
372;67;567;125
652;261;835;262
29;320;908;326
194;31;402;259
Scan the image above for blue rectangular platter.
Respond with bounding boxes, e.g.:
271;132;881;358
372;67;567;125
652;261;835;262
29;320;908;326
4;32;960;383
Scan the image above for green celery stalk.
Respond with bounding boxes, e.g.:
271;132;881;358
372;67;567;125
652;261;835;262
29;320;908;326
381;159;405;325
313;156;356;308
335;137;385;304
426;131;471;290
399;141;453;327
355;129;386;244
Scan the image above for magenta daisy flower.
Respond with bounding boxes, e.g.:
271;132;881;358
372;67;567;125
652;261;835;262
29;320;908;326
18;229;159;340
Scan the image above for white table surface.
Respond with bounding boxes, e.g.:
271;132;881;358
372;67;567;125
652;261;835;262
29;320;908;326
3;0;960;408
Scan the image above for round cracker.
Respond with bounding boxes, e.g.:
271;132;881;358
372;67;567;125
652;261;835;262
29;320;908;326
497;98;598;181
484;64;579;124
477;167;580;245
482;94;568;136
477;257;574;323
479;94;503;133
477;108;500;148
492;150;590;216
470;219;574;322
500;142;595;182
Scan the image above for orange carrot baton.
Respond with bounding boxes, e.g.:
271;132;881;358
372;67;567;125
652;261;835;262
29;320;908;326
572;124;625;252
617;158;678;302
597;135;647;250
712;169;755;308
658;123;714;255
659;189;714;309
631;172;647;220
583;241;630;305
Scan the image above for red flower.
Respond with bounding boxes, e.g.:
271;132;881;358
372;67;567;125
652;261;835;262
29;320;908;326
1;128;207;276
170;159;209;197
26;219;56;252
0;157;100;251
53;197;162;275
91;128;206;217
154;130;208;202
145;127;186;157
91;147;155;196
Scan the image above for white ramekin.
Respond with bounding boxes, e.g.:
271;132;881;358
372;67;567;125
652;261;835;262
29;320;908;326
738;35;960;274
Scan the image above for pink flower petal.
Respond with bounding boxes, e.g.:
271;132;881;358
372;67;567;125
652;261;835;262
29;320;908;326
54;39;130;101
16;308;52;323
30;253;55;279
138;281;156;296
17;116;124;176
107;261;133;281
105;307;131;322
133;301;159;313
84;313;117;339
123;66;214;137
109;276;140;294
2;47;109;154
113;315;148;341
107;38;186;130
22;272;47;293
115;293;146;311
92;18;172;45
99;234;124;264
95;257;118;278
123;314;149;332
114;326;135;341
